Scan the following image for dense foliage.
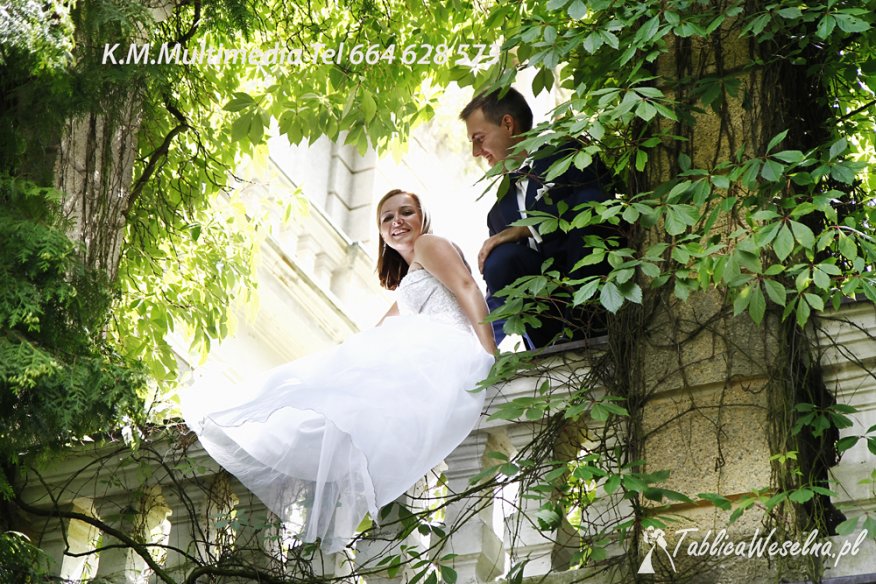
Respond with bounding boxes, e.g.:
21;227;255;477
0;176;144;490
475;0;876;327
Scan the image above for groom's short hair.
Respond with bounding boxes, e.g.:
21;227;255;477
460;87;533;133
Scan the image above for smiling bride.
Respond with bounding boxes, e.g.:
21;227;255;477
182;189;496;552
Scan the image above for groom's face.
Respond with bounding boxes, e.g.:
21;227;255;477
464;108;518;168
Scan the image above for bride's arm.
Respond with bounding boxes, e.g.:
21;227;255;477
413;235;497;355
377;302;399;326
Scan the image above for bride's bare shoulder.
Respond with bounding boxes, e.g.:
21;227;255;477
413;235;469;271
413;233;454;252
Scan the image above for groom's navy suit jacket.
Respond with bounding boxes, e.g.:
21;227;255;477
486;142;614;281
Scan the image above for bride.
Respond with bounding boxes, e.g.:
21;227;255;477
183;189;496;552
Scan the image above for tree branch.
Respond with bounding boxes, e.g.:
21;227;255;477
13;494;177;584
125;98;190;219
837;99;876;124
177;0;202;46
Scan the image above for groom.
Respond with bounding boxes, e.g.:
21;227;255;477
460;87;614;348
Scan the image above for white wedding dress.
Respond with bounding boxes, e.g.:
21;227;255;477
182;269;494;552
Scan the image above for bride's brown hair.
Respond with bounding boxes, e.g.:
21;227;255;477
376;189;432;290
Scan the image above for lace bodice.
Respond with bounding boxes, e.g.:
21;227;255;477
397;269;471;331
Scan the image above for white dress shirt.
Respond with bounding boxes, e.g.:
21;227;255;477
514;160;544;250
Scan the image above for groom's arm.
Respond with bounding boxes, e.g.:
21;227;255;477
478;226;531;273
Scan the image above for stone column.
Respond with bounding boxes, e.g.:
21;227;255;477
640;298;780;579
325;142;377;245
56;498;101;582
161;487;202;582
630;13;798;581
443;431;504;583
92;495;138;582
818;303;876;580
500;422;558;579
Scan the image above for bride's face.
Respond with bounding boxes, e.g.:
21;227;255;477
379;193;424;252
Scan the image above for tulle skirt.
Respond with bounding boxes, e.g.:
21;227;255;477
182;314;493;553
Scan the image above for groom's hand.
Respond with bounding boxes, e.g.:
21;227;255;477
478;236;499;274
478;227;531;273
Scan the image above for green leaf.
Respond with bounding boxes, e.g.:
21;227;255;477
836;435;859;453
640;262;661;278
440;565;458;584
755;221;781;247
774;224;794;261
729;507;744;523
790;221;815;249
567;0;587;20
749;285;766;324
672;245;690;264
572;279;600;305
574;150;593;170
230;113;251;142
604;474;621;494
664;205;697;236
772;150;804;164
816;15;836;39
766;491;788;509
652;102;678;121
795;267;811;292
636;16;660;42
711;174;731;190
599;282;624;313
224;93;256;112
777;7;802;19
831;163;856;184
796;298;811;326
635;149;648;171
838;235;857;261
767;129;788;152
804;292;824;311
590;403;610;422
812;267;830;290
829;138;848;160
809;486;837;497
248;112;264;143
618;281;643;304
678;153;691;171
362;92;377;123
834;516;860;536
763;280;787;306
545;155;574;182
742;160;762;188
635;101;657;122
834;13;870;33
789;488;814;504
733;286;751;316
761;159;784;182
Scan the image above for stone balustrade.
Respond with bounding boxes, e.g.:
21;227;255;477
13;302;876;583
